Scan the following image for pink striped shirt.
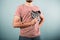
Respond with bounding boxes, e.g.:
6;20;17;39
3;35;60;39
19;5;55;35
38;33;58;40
15;4;40;38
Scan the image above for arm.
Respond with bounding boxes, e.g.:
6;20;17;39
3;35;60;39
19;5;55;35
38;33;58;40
39;13;45;27
13;16;37;28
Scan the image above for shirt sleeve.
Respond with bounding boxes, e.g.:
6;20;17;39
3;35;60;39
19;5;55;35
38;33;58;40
35;6;41;15
14;6;22;22
14;6;21;17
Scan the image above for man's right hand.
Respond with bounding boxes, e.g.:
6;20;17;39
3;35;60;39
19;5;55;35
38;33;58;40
31;18;37;25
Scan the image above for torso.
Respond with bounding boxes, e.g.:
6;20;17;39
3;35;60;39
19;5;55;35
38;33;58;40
19;4;40;38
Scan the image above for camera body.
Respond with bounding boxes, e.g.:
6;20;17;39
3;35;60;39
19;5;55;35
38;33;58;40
31;10;41;22
31;10;41;19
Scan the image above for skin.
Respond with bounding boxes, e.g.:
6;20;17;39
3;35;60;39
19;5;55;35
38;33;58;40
13;0;45;28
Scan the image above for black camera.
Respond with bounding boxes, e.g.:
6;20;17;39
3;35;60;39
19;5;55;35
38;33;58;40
31;10;41;22
31;10;41;19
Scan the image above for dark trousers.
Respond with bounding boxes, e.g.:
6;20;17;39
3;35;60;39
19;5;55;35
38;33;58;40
19;36;40;40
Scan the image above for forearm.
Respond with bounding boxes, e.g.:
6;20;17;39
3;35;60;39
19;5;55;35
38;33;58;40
39;18;45;27
14;21;35;28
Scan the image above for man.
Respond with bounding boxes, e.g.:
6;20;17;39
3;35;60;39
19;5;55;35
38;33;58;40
13;0;45;40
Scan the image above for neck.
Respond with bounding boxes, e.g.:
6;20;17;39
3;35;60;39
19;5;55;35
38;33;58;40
25;2;33;6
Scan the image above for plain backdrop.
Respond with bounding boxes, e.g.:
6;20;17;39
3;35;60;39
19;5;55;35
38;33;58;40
0;0;60;40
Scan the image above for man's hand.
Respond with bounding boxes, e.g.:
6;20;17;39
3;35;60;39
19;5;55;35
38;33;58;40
31;18;37;25
22;17;38;26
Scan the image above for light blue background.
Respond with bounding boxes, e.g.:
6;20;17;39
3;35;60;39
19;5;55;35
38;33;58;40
0;0;60;40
